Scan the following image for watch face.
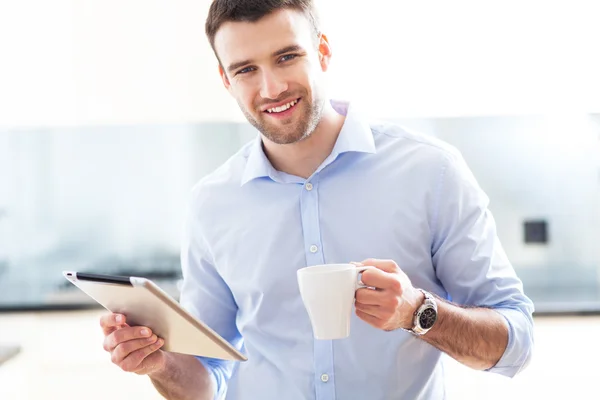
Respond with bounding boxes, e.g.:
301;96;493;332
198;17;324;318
419;307;437;329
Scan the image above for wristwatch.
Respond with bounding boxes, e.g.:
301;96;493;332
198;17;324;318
408;289;438;335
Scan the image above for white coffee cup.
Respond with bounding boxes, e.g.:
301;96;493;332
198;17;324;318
297;263;374;340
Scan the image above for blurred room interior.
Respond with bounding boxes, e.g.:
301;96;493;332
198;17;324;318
1;0;599;399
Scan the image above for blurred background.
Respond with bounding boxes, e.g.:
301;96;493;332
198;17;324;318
0;0;599;399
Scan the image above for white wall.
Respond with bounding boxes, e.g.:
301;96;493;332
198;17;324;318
321;0;600;119
2;0;600;128
432;114;600;281
0;0;241;128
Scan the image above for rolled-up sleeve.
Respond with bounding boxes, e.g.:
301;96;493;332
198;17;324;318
179;191;243;399
430;148;535;377
492;307;534;376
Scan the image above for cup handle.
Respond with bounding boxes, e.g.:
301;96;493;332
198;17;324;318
355;265;376;290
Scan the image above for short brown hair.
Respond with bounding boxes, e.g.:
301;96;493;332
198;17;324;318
205;0;321;60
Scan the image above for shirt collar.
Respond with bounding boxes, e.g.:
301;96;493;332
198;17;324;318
241;99;376;186
329;100;377;157
241;136;278;185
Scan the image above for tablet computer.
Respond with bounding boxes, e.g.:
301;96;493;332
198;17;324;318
63;271;247;362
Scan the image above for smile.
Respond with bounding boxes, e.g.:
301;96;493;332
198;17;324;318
265;98;300;114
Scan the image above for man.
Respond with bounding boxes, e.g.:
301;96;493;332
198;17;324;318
100;1;534;399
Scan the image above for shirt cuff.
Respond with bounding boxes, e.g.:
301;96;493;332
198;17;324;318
196;356;222;400
486;307;534;377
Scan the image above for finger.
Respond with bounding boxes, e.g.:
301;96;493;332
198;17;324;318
356;309;384;329
104;326;153;352
112;334;158;365
357;300;398;320
355;287;385;305
359;268;402;291
359;258;400;274
356;288;401;313
355;302;382;318
120;338;165;373
100;313;127;336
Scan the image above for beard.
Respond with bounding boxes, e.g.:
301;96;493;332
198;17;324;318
239;90;325;145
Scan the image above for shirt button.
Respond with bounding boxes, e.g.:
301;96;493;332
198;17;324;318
309;245;318;253
321;374;329;383
305;182;313;191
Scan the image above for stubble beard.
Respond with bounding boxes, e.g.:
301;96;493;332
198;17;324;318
240;94;325;145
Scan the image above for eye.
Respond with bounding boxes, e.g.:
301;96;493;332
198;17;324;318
236;67;255;75
279;54;298;62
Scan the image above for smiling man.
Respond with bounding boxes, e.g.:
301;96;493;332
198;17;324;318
98;1;534;399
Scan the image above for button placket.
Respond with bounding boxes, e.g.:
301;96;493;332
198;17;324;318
298;176;335;399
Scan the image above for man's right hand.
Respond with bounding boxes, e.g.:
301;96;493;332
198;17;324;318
100;313;166;375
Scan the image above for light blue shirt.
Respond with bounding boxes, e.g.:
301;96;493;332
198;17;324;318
179;100;534;400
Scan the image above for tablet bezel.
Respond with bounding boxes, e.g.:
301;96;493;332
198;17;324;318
63;271;247;362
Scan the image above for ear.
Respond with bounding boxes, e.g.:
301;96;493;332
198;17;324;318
317;33;332;72
219;65;232;92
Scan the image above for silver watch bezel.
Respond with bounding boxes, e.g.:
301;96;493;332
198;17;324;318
410;289;438;335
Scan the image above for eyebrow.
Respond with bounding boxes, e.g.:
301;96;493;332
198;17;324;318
226;44;304;74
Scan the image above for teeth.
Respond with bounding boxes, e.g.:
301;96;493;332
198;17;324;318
267;99;298;113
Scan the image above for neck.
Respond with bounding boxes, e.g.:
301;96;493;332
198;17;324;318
262;102;345;179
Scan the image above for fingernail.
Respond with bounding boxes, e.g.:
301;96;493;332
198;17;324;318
140;329;149;336
115;315;122;324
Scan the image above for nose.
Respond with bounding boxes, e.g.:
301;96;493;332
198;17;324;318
259;69;288;100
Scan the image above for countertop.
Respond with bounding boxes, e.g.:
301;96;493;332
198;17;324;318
1;310;598;399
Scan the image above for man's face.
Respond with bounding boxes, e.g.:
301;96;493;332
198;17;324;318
213;9;331;145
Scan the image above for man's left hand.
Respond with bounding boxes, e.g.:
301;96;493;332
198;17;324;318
353;258;424;331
